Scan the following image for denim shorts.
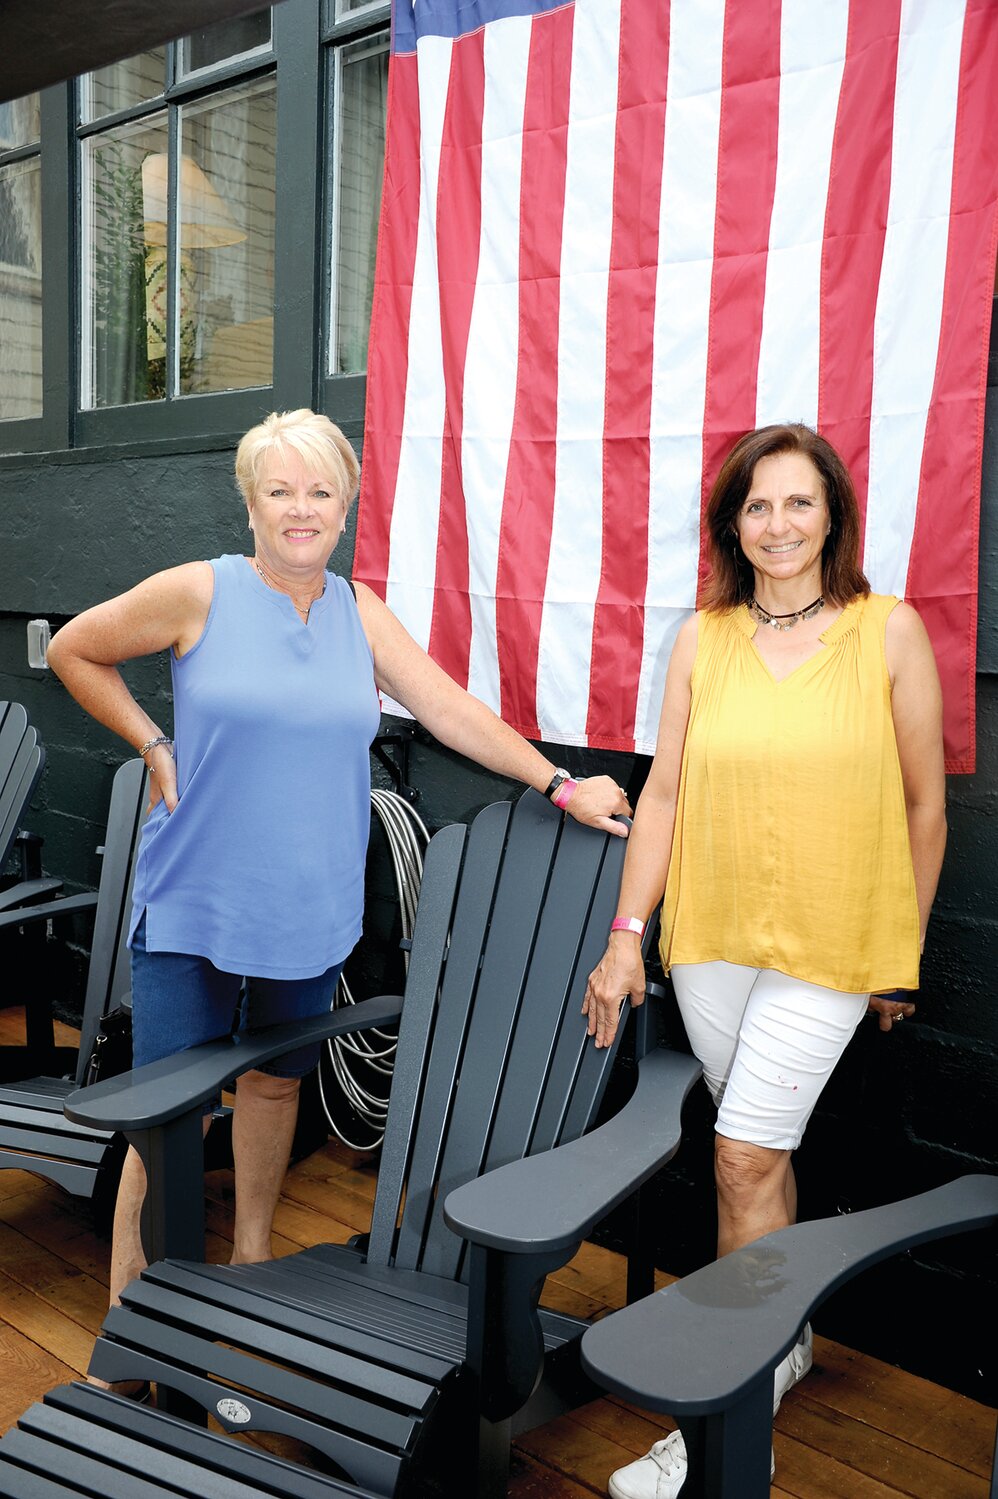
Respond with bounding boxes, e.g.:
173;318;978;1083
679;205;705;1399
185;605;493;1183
130;913;346;1080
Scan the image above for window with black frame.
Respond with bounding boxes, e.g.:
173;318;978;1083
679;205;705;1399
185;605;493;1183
79;11;276;410
0;94;43;422
326;0;390;380
0;2;394;448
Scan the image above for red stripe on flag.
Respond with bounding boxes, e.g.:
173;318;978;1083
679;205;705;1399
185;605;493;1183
353;54;421;599
495;5;574;740
585;0;670;749
426;33;486;687
698;1;782;592
817;1;901;551
905;0;998;774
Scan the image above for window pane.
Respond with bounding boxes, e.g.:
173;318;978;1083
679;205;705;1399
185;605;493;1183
332;32;388;375
0;94;41;150
83;52;166;122
0;158;42;420
83;115;169;407
179;78;276;394
181;9;271;75
334;0;386;18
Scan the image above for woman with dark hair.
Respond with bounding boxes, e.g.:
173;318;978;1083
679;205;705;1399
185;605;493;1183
583;423;946;1499
703;421;869;610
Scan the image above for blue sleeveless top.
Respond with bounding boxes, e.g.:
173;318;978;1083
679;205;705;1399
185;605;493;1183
129;554;381;978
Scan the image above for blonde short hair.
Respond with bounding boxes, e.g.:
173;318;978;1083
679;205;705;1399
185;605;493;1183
235;409;360;509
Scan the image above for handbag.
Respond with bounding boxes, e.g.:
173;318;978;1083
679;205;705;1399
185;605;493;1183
83;1004;133;1087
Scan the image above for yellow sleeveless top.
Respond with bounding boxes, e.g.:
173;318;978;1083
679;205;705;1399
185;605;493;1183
660;594;920;993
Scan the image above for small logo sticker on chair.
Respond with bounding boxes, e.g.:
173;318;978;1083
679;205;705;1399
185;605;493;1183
216;1397;251;1424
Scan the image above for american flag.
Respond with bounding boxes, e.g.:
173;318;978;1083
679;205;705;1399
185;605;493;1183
354;0;998;773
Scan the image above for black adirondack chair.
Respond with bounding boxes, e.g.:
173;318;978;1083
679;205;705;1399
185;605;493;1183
0;701;45;873
0;700;64;1071
0;757;148;1199
65;790;702;1499
0;699;61;917
582;1174;998;1499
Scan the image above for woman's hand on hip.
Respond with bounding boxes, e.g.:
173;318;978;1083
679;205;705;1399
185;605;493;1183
565;775;631;837
583;934;646;1049
867;992;916;1032
146;744;179;814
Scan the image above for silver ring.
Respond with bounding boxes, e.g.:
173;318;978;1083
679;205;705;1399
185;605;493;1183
894;1013;904;1022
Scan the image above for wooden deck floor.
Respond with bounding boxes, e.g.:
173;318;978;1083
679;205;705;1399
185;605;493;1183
0;1010;994;1498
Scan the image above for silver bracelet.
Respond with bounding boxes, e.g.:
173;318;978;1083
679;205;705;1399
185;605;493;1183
139;735;173;760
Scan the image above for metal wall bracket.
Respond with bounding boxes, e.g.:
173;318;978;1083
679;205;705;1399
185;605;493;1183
372;727;418;802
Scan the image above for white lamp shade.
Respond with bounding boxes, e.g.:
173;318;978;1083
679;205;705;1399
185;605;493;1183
141;152;246;249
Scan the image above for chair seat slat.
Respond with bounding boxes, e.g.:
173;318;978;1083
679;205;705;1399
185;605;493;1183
0;1103;114;1139
0;1127;111;1161
0;1081;78;1107
0;1428;177;1499
136;1259;463;1377
107;1290;442;1414
0;1151;100;1195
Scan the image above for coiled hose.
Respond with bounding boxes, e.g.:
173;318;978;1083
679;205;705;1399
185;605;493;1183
317;788;429;1150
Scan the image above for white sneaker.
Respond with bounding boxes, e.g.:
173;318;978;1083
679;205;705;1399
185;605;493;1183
608;1428;776;1499
606;1326;811;1499
773;1323;813;1413
608;1430;690;1499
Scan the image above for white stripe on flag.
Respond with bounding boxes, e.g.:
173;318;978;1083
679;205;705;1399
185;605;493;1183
384;34;453;651
463;16;533;712
755;0;849;428
536;0;621;744
864;0;966;595
634;0;725;754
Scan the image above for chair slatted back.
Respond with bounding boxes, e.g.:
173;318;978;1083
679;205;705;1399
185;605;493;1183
367;792;629;1279
0;702;45;870
74;760;149;1083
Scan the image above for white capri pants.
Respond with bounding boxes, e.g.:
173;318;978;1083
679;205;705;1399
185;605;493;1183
671;962;870;1152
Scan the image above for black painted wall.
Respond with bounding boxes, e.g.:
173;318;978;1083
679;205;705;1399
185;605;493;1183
1;352;996;1405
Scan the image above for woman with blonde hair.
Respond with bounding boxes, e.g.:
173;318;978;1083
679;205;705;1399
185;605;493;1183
49;408;630;1338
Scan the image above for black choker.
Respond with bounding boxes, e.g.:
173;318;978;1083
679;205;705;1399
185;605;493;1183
750;595;825;632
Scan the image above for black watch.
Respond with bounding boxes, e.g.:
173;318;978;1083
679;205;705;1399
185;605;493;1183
544;768;571;799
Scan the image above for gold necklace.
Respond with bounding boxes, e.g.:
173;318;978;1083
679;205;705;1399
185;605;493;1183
254;557;324;618
750;594;825;632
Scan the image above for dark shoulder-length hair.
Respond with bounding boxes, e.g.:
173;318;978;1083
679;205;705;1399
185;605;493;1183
700;423;870;611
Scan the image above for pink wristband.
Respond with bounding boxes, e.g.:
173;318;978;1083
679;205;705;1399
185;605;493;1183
552;776;580;809
610;916;645;937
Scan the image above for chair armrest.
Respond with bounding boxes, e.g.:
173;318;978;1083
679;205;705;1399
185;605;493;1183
65;994;405;1132
0;877;65;914
0;889;98;930
444;1047;701;1255
581;1174;998;1415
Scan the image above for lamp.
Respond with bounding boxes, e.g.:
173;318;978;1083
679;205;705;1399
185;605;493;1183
141;152;246;363
141;152;245;249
